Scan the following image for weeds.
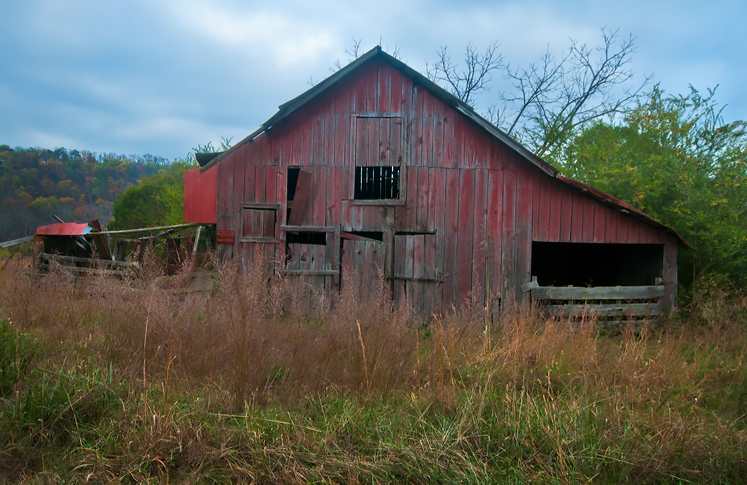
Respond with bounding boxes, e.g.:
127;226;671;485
0;258;745;482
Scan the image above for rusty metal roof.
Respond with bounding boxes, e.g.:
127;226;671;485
36;223;92;236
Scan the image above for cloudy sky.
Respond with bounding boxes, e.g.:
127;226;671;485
2;0;745;160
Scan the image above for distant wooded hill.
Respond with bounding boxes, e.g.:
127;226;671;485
0;144;172;241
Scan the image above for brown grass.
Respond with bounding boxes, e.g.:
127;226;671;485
0;257;746;482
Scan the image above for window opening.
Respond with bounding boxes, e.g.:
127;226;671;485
286;231;327;245
354;166;400;200
287;168;300;201
342;231;383;242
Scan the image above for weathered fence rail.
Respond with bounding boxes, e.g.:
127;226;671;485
523;279;664;322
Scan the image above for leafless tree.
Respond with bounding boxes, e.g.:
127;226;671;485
430;29;649;160
426;42;503;106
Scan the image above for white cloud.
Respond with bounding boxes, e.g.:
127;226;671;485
165;1;336;67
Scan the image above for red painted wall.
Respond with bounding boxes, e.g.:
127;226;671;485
184;166;217;224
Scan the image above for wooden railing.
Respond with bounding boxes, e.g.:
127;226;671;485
523;279;664;322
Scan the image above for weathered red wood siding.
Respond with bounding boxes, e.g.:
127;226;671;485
215;55;678;311
183;166;217;224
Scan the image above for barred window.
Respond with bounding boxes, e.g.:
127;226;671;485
354;166;400;200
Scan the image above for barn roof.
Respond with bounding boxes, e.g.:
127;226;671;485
200;46;689;248
36;222;92;236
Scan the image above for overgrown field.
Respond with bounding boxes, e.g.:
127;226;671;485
0;259;745;483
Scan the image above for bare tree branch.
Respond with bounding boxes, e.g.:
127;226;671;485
427;42;503;106
432;29;649;162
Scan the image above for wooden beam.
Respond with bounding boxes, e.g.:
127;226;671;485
530;285;665;300
283;269;340;276
545;303;660;317
281;225;336;232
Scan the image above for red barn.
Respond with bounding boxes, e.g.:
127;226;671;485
193;46;687;316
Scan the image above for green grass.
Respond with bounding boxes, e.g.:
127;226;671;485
0;259;746;483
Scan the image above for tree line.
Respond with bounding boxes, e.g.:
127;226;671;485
0;145;184;241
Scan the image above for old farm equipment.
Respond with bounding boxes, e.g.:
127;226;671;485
33;217;207;276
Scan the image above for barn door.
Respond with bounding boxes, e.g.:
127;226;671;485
283;229;338;291
340;234;386;297
393;234;442;315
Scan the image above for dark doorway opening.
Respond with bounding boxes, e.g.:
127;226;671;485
531;242;663;287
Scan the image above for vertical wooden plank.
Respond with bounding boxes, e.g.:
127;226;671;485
475;131;489;170
616;211;629;244
422;234;439;315
392;235;407;306
433;99;445;168
379;62;391;114
532;170;541;239
312;94;325;167
442;104;454;169
501;168;517;304
431;168;446;310
416;167;430;228
628;219;641;243
352;64;366;114
559;184;572;242
323;90;335;167
412;235;425;312
234;145;246;204
443;169;460;307
421;91;434;167
313;168;327;227
412;85;424;167
254;166;266;204
404;233;415;287
548;178;562;242
486;169;503;302
570;191;584;242
379;117;392;165
652;226;665;244
367;117;378;166
333;91;345;167
456;169;475;303
582;195;595;242
472;168;487;305
463;125;477;169
452;112;466;169
327;166;342;227
406;166;418;228
640;222;655;244
389;66;403;114
263;209;275;239
604;206;618;243
367;58;378;113
243;165;256;204
593;201;606;243
265;166;276;204
291;117;303;167
302;111;314;167
515;165;533;304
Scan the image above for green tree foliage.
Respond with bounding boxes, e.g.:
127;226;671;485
0;145;166;240
108;160;196;230
560;86;747;290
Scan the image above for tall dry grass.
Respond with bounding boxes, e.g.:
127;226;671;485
0;257;745;482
